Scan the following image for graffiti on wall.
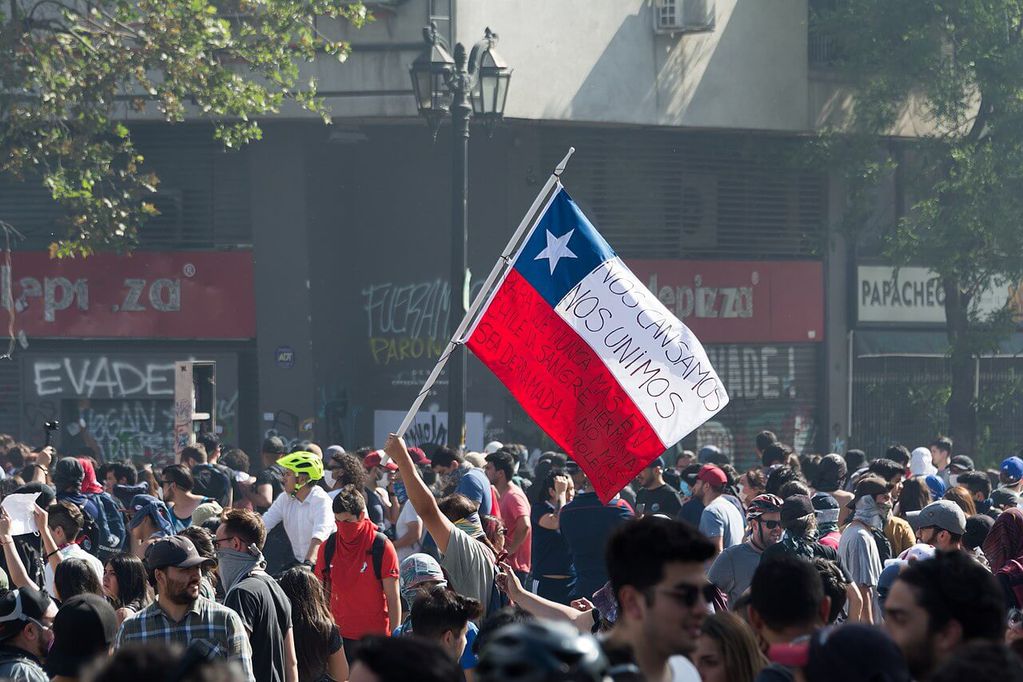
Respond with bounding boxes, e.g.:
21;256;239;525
20;393;240;464
23;354;239;463
362;278;487;372
692;345;818;469
33;357;176;399
363;279;450;366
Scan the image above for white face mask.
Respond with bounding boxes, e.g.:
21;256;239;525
949;474;959;487
323;469;336;489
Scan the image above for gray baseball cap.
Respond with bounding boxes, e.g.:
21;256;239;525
906;500;967;535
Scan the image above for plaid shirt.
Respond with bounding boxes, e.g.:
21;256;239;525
115;597;254;682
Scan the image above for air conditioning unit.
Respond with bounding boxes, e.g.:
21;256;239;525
654;0;716;34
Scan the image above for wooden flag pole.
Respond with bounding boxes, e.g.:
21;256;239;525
394;147;576;441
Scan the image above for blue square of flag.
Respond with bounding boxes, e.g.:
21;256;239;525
512;190;616;307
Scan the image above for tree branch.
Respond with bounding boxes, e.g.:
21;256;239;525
965;94;989;143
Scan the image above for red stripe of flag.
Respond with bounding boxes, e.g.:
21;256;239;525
467;268;666;503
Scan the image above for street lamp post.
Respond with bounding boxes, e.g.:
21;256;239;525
410;24;511;450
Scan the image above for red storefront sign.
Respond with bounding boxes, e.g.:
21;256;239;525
625;260;823;343
1;251;255;338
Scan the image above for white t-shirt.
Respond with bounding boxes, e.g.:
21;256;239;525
262;486;335;563
394;502;423;563
669;656;701;682
44;544;104;599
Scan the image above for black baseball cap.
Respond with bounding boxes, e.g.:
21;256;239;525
52;457;85;490
950;455;975;472
645;457;665;470
45;594;118;677
781;495;815;523
992;487;1021;508
0;587;53;641
964;514;994;551
262;436;288;455
144;535;212;572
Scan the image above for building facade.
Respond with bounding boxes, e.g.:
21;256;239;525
1;0;859;469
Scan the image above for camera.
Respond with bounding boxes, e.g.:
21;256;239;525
42;420;60;448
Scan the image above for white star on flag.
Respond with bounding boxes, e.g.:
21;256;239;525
534;229;578;274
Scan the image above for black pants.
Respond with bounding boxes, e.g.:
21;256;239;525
531;575;575;605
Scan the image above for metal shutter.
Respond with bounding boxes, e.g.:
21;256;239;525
0;355;22;439
0;179;67;249
696;343;821;471
0;125;252;250
543;129;826;260
133;126;252;248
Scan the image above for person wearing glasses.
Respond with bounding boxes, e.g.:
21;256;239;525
0;586;57;682
599;516;717;681
493;516;716;681
761;495;841;566
708;494;784;607
215;509;298;682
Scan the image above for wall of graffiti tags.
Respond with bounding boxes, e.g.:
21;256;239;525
20;351;240;467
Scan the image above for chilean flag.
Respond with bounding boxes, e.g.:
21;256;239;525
466;188;729;502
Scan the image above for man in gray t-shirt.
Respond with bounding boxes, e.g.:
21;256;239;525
839;475;892;624
708;494;784;605
694;464;744;553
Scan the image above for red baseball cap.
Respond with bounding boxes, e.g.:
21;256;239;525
363;450;398;471
407;446;431;466
697;464;728;487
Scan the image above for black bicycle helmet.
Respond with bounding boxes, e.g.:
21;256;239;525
476;620;609;682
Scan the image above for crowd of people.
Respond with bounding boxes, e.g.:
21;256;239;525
0;428;1020;681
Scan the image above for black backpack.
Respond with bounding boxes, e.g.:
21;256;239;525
65;499;102;556
319;531;388;587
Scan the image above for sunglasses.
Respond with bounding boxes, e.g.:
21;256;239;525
758;519;782;529
653;583;718;608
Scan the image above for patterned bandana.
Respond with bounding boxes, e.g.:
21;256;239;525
453;513;485;539
399;553;447;604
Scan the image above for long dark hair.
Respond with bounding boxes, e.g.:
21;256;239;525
54;557;103;602
898;476;932;518
278;567;336;682
105;552;151;611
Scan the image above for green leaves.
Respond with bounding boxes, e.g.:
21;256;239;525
0;0;370;254
815;0;1023;450
816;0;1023;288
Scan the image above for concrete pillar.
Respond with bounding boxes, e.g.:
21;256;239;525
823;171;850;454
250;125;316;445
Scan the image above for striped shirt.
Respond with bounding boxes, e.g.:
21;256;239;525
115;597;254;682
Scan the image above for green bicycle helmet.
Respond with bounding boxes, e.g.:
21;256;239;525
276;451;324;483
